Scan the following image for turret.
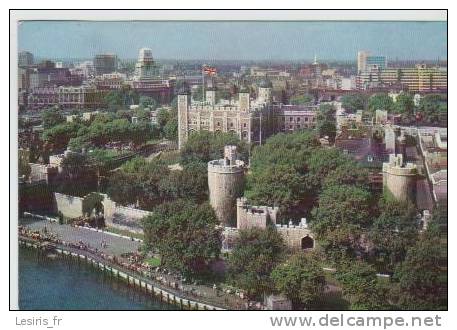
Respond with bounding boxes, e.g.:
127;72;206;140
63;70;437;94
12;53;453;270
177;82;191;149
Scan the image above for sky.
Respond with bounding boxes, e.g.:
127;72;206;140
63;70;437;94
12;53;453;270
18;21;447;61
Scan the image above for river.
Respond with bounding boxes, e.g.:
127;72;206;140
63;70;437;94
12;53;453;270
18;247;178;310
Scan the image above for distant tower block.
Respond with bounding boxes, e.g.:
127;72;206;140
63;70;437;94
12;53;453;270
382;154;418;203
208;146;245;226
258;79;273;103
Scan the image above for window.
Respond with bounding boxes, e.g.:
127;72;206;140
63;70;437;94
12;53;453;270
289;125;293;129
230;122;234;127
289;117;293;122
304;117;308;122
297;117;301;122
243;123;247;128
297;124;301;129
217;122;221;127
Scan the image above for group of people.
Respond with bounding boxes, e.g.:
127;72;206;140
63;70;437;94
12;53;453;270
19;225;258;310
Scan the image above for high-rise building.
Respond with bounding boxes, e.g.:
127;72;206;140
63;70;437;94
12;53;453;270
357;51;370;73
18;51;34;67
94;54;117;75
366;55;387;70
356;63;447;92
134;48;159;80
357;51;387;73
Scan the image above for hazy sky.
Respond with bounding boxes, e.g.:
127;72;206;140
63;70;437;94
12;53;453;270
18;21;447;61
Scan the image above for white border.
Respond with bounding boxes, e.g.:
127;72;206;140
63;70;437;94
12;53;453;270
6;7;451;330
11;9;447;21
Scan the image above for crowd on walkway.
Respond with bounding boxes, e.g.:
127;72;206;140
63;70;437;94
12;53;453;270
19;225;259;310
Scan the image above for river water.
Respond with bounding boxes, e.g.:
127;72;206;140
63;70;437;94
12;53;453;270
18;247;178;310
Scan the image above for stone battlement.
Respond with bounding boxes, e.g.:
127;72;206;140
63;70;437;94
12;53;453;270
236;197;279;230
207;159;245;173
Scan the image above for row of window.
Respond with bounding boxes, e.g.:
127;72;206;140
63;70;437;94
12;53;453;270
191;121;249;128
281;124;316;130
282;116;316;122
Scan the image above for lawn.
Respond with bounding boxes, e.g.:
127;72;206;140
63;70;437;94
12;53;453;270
145;256;161;267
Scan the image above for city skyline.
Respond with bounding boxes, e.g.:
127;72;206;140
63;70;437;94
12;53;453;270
18;21;447;61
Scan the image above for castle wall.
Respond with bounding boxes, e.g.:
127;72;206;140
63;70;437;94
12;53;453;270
277;226;314;251
222;225;314;251
236;197;279;230
105;205;151;234
54;192;150;233
54;192;84;218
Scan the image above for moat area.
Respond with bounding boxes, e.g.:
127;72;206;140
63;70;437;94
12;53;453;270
19;247;177;310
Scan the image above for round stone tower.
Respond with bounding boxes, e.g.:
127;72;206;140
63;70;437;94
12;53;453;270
208;145;245;226
382;154;418;203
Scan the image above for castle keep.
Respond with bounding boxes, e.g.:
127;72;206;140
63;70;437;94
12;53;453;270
177;80;317;149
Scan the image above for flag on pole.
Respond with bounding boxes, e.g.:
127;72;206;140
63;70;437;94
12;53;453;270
202;65;217;76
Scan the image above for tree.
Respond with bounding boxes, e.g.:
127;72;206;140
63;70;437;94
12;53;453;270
393;93;415;116
323;162;369;189
271;253;325;308
105;170;141;206
139;96;157;110
141;200;222;276
418;94;447;125
335;259;391;310
104;91;124;110
42;122;82;151
159;161;208;203
245;164;307;216
156;108;170;129
41;107;65;129
305;148;353;192
311;184;373;257
290;94;313;105
56;152;97;196
180;131;248;165
341;94;368;113
228;227;285;298
393;234;447;310
369;198;418;272
368;93;394;113
316;104;336;142
163;110;178;141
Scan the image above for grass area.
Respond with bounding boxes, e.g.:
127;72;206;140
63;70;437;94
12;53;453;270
104;226;145;240
145;256;161;267
157;150;181;165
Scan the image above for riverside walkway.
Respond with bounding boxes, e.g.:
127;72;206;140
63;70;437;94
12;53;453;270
21;217;140;257
19;217;251;310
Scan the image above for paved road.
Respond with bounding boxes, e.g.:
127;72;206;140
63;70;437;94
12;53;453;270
20;218;140;257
